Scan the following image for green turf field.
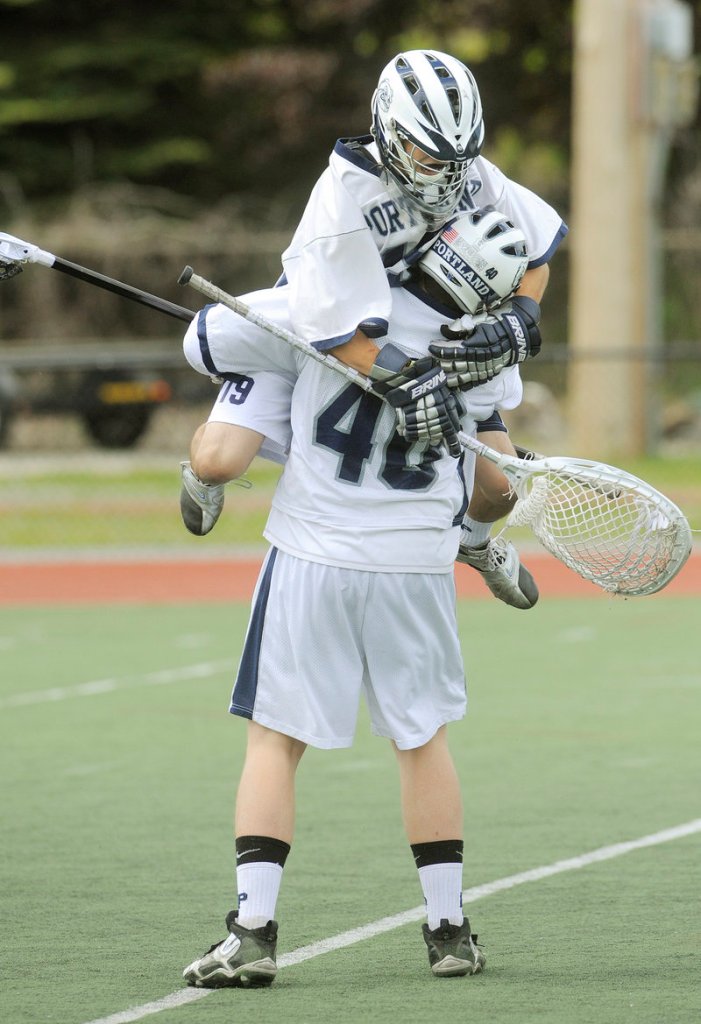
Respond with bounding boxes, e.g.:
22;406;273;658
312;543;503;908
1;597;699;1024
0;452;699;549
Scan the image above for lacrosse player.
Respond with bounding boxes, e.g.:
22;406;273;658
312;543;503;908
181;48;567;610
181;208;530;986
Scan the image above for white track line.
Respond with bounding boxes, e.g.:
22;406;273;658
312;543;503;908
83;817;701;1024
0;660;230;710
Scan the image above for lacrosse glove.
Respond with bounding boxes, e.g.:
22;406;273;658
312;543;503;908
429;295;542;390
369;343;463;458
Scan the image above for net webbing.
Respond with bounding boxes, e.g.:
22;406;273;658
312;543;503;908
507;470;686;596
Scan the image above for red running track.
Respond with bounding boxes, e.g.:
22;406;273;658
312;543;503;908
1;551;699;605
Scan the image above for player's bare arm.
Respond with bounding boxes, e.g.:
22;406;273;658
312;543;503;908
328;328;380;375
516;263;550;303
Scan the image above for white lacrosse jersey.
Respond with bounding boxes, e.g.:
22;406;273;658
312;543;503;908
184;294;296;464
183;283;522;573
281;135;568;347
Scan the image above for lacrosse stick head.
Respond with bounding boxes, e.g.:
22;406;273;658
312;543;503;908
505;458;692;597
0;232;54;279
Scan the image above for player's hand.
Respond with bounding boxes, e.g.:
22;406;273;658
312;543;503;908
385;365;464;457
428;296;542;390
369;343;463;457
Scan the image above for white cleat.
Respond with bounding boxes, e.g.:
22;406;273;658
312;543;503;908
458;535;539;609
180;461;225;536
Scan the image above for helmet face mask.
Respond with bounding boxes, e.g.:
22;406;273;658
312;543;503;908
380;128;471;220
419;206;529;315
372;50;484;220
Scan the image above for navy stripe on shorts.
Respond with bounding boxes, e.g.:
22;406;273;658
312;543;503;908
230;547;278;719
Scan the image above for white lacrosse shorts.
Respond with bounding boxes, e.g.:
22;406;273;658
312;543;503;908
229;548;467;750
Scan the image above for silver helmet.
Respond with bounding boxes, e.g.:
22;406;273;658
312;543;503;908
371;50;484;219
420;206;528;314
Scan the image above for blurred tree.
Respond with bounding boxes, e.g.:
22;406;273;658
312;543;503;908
0;0;698;355
0;0;424;212
387;0;573;202
0;0;697;229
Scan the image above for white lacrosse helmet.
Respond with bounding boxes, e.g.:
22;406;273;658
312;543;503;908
419;206;528;314
371;50;484;219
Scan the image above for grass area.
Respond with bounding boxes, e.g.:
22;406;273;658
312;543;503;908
0;457;283;549
0;453;698;550
1;597;699;1024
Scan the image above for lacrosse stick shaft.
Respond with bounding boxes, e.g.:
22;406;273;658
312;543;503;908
0;231;195;322
513;444;542;461
178;266;380;394
52;257;196;322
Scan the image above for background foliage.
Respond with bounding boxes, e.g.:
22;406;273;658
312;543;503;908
0;0;579;213
0;0;699;454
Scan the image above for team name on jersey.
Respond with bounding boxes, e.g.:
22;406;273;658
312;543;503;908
363;195;421;237
363;176;483;241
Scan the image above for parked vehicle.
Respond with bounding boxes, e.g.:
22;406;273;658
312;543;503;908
0;341;211;448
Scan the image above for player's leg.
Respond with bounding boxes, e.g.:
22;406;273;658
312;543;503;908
235;720;305;849
362;570;484;977
393;729;485;978
183;722;304;989
180;371;292;537
181;421;263;536
394;725;462;844
184;550;367;988
192;420;264;483
458;421;539;609
232;723;305;939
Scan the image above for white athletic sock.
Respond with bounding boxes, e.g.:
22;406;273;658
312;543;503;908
418;862;464;930
460;514;493;548
236;862;284;929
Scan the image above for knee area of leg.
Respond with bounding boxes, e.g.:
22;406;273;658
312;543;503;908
193;450;249;484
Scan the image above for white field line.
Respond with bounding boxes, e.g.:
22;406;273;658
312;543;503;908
82;817;701;1024
0;660;231;710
